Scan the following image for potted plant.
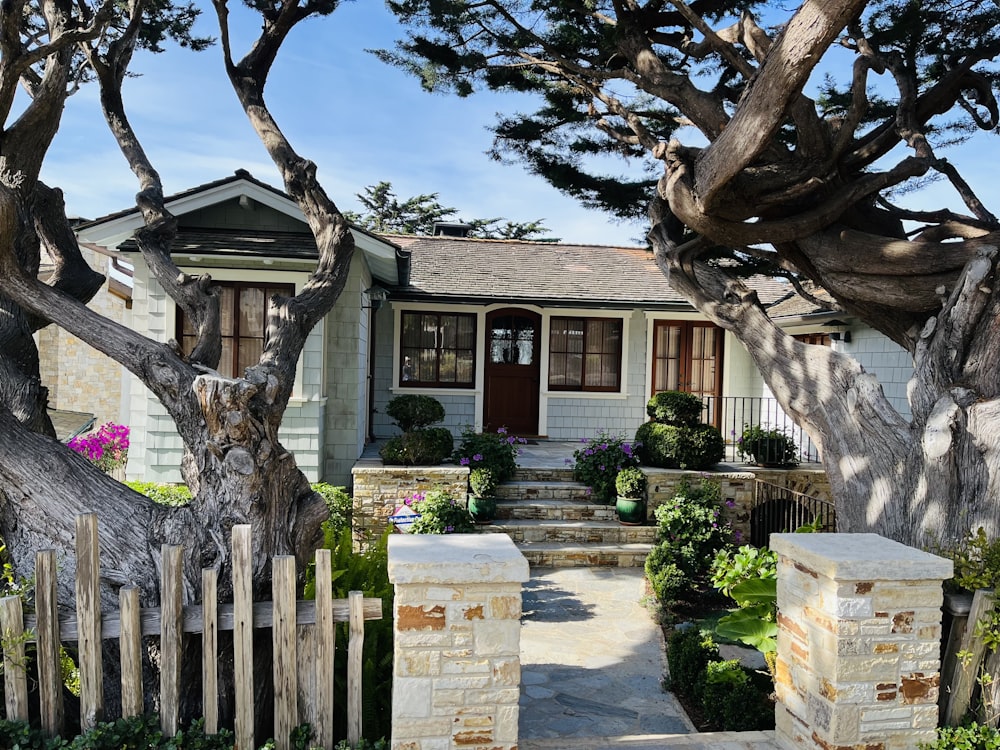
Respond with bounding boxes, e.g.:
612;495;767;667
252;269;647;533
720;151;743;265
468;467;499;524
614;466;647;525
737;426;798;467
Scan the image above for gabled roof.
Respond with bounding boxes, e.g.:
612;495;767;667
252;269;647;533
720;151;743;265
387;234;791;310
75;170;405;285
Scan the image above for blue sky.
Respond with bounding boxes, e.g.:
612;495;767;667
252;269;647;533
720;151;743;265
39;1;998;247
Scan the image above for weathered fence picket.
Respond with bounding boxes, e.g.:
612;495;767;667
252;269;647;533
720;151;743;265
0;516;381;750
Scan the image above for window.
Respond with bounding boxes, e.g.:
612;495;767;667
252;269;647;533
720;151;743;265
794;332;831;347
548;317;622;391
399;311;476;387
178;281;294;378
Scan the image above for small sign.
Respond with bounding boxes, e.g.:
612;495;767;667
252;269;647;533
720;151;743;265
389;504;421;533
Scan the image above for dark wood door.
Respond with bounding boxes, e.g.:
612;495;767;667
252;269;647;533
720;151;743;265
484;309;541;435
652;320;724;425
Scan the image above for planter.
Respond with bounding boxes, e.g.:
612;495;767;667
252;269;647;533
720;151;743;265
468;495;497;525
746;437;793;467
615;495;646;525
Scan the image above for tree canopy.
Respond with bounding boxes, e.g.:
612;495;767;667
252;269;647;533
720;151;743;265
384;0;1000;545
344;180;557;239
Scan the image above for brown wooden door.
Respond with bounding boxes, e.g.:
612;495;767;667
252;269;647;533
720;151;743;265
652;321;724;425
484;309;541;435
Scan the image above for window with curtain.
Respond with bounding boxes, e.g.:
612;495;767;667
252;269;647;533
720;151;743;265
548;317;623;391
178;281;294;379
399;311;476;387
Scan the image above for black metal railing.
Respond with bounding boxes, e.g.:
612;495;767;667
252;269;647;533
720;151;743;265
749;481;836;547
704;395;821;464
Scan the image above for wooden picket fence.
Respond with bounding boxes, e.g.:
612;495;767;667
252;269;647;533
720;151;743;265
0;513;382;750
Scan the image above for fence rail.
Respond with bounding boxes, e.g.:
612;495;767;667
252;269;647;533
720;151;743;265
0;513;381;750
749;481;837;547
705;395;821;464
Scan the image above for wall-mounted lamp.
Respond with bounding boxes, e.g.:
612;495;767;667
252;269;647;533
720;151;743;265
830;330;852;343
364;285;388;311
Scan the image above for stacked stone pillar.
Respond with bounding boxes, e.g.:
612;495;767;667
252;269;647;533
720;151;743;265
772;533;953;750
387;534;530;750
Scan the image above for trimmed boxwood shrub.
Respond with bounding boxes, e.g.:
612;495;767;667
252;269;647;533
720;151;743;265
665;627;718;700
379;427;454;465
700;659;774;731
385;394;445;432
646;391;703;426
634;422;723;470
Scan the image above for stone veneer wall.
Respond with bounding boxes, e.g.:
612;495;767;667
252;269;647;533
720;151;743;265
771;533;952;750
387;534;529;750
352;459;469;546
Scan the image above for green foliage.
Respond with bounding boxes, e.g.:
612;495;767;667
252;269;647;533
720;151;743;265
469;467;498;497
453;426;524;482
700;659;773;731
312;483;353;539
572;432;639;503
634;422;723;470
643;551;686;606
920;722;1000;750
614;466;647;499
646;391;703;426
126;481;192;506
665;627;718;699
737;426;798;466
304;526;394;741
710;545;777;598
379;427;454;466
385;394;446;431
409;490;475;534
344;181;554;240
949;527;1000;593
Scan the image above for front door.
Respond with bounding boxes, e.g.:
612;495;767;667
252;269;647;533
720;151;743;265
652;321;724;425
484;308;541;435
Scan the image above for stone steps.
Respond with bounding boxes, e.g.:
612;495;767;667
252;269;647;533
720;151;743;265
487;473;655;568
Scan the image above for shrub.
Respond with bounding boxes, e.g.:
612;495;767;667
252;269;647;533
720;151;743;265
737;425;798;466
126;481;193;506
67;422;130;475
312;482;353;538
634;422;723;470
646;391;703;426
385;394;445;432
710;545;777;598
615;466;647;498
921;722;1000;749
665;627;718;699
572;432;639;502
408;490;475;534
469;467;499;497
645;479;732;604
700;659;774;731
453;426;524;482
379;427;454;466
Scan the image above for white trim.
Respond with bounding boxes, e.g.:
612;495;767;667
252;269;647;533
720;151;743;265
543;390;630;400
389;387;481;397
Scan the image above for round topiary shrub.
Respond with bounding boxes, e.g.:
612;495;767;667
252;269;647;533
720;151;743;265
635;422;724;470
646;391;703;426
385;394;446;432
379;427;454;465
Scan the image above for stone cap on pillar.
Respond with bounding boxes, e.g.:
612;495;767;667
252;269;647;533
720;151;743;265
771;532;954;582
387;534;531;585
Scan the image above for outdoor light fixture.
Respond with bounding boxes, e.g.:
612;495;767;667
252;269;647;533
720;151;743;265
364;285;388;311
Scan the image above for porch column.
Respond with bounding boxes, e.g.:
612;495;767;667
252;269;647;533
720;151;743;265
772;533;952;750
387;534;530;750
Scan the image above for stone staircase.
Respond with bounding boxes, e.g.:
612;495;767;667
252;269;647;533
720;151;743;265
479;467;656;567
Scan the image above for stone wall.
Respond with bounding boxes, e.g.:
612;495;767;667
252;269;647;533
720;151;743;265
387;534;529;750
645;469;756;542
771;533;952;750
352;459;469;545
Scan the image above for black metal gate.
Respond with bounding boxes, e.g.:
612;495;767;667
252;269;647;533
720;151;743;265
749;481;836;547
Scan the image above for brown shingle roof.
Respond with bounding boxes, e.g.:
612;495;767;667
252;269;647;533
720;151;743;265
766;284;839;319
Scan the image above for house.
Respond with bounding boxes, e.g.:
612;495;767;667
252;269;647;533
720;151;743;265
69;171;914;486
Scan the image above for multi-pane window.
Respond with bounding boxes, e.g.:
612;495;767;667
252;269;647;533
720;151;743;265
399;311;476;387
548;317;623;391
178;281;293;379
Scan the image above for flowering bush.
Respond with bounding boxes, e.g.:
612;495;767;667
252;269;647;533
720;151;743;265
453;426;526;483
68;423;130;475
572;432;639;503
407;490;475;534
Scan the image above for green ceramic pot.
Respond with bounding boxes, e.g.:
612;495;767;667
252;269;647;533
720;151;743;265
468;495;497;524
615;496;646;526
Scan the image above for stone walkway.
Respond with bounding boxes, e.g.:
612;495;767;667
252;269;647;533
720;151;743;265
518;567;777;750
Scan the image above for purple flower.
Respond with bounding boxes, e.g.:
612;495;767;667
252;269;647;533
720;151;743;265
507;436;516;445
460;457;470;466
599;465;605;471
725;499;735;508
445;525;454;533
600;443;608;450
734;530;743;542
473;453;483;462
497;427;508;435
564;458;572;465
